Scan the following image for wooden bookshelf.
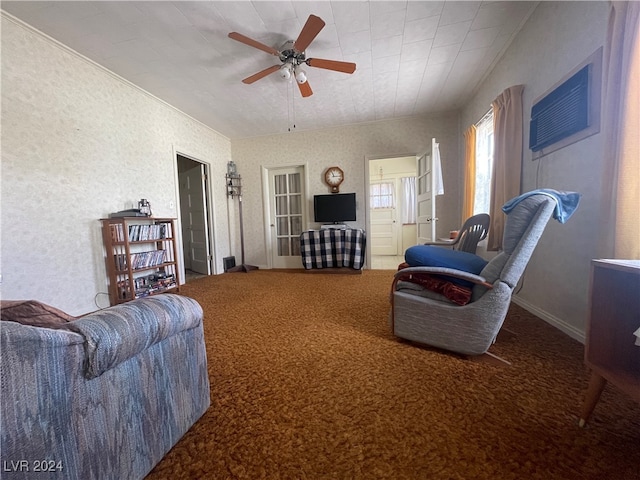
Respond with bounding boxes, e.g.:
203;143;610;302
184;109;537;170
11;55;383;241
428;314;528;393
101;217;180;305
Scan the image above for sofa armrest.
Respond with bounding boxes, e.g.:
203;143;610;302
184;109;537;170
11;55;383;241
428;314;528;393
67;294;203;379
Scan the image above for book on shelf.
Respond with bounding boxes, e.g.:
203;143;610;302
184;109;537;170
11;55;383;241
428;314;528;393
118;273;177;299
128;223;167;242
113;250;166;271
116;279;132;300
114;253;127;271
110;224;125;242
133;273;177;298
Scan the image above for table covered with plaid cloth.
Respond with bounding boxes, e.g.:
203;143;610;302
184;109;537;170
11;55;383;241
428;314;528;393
300;228;366;270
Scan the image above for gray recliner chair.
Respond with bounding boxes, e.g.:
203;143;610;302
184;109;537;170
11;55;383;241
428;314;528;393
391;192;567;359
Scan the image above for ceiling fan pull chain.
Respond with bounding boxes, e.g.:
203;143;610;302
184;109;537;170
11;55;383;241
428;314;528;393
287;80;291;132
287;80;294;132
292;86;296;130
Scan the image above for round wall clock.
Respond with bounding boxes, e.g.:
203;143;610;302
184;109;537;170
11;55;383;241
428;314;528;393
324;166;344;193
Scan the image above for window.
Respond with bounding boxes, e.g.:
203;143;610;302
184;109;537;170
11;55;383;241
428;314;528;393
370;182;395;209
474;110;494;215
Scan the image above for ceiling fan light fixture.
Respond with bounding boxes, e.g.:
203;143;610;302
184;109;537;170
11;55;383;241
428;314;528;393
294;67;307;84
228;15;357;98
279;64;292;80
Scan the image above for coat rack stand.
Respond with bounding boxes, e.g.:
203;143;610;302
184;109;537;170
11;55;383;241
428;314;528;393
226;172;258;273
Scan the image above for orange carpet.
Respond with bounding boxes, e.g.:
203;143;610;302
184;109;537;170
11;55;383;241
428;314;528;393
147;270;639;479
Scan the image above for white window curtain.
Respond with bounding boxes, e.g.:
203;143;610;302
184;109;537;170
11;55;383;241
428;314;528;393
370;182;395;209
599;1;640;259
401;177;416;224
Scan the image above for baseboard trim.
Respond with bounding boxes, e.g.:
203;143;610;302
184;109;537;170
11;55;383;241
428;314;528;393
512;296;585;344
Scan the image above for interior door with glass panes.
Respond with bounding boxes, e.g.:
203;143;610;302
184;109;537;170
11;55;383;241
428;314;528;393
268;166;306;268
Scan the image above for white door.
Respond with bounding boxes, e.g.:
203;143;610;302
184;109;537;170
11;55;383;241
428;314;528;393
416;138;438;243
369;181;398;255
179;164;211;275
268;166;306;268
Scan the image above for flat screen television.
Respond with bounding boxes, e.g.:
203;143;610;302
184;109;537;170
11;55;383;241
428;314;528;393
313;193;356;223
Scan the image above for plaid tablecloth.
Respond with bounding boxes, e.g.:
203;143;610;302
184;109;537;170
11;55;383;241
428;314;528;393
300;228;366;270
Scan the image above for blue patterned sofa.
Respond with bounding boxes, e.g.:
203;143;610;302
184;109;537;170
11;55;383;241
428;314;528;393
0;294;210;480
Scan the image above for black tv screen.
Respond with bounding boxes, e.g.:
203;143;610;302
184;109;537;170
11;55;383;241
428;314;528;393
314;193;356;223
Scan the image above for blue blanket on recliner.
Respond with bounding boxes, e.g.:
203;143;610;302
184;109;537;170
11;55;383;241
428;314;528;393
502;188;581;224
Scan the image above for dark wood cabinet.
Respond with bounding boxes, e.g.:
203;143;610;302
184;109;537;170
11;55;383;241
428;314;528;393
579;259;640;426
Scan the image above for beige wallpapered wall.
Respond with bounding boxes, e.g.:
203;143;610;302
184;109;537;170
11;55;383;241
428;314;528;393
461;1;610;340
1;15;233;315
231;113;461;268
1;12;462;315
4;2;610;341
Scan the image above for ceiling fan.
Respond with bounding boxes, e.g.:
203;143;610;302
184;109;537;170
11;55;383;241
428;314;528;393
228;15;356;98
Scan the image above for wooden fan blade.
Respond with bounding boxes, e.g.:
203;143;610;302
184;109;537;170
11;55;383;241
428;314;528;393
242;65;281;84
293;15;325;52
297;80;313;98
229;32;280;56
306;58;356;74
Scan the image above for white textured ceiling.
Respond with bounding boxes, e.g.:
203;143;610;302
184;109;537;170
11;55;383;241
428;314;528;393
2;1;537;139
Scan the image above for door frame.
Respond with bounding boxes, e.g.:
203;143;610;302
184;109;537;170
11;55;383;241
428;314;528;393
364;153;417;269
172;146;218;281
261;162;309;269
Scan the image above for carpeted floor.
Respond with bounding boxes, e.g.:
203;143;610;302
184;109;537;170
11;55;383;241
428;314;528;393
147;270;639;480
